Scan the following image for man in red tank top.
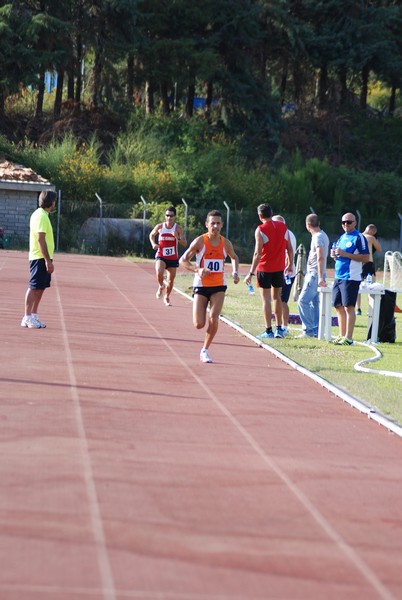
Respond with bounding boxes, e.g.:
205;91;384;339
180;210;239;363
149;206;187;306
244;203;293;339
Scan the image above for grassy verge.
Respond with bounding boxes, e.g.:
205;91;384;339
173;268;402;426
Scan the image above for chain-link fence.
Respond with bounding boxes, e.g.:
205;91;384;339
10;196;399;266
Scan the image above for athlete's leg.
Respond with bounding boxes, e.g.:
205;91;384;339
193;294;209;330
25;288;45;315
203;291;225;350
155;260;166;298
259;287;272;329
271;286;283;328
155;260;166;287
335;306;347;337
345;305;356;340
164;267;176;304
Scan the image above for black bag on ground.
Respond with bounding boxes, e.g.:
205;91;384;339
367;290;396;343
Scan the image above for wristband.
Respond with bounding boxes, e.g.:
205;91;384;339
249;272;255;276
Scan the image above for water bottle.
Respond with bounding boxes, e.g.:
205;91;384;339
247;282;255;295
285;274;291;285
366;273;373;287
332;242;337;258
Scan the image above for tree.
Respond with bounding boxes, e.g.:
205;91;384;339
0;2;34;118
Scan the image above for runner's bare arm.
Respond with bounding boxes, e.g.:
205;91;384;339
149;223;162;250
225;239;240;284
179;236;204;274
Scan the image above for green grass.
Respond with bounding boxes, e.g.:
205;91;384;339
174;269;402;427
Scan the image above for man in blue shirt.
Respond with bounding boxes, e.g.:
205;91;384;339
331;212;369;345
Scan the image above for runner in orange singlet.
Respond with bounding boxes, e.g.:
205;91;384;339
149;206;187;306
179;210;239;363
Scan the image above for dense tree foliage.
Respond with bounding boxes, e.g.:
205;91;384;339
1;0;401;125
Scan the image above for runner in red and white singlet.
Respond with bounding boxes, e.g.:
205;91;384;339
149;206;187;306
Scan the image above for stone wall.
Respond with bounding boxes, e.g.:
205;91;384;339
0;182;55;245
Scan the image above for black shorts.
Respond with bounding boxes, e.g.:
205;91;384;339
192;285;227;299
332;279;360;308
29;258;51;289
257;270;284;289
156;257;179;269
362;262;375;279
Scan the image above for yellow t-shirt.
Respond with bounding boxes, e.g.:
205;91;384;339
29;208;55;260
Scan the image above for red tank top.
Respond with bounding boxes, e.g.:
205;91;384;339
156;223;178;261
257;220;288;272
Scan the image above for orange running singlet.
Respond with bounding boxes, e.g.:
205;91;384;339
193;234;227;287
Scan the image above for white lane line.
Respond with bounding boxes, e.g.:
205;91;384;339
54;276;117;600
101;269;396;600
174;286;402;437
0;582;283;599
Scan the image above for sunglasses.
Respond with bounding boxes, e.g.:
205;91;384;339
165;214;175;217
342;220;354;225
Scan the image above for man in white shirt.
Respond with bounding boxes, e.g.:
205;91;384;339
297;213;329;338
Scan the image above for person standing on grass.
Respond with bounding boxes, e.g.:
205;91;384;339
179;210;239;363
296;214;329;338
356;224;382;315
149;206;187;306
244;203;293;339
330;212;369;345
21;189;57;329
272;215;297;335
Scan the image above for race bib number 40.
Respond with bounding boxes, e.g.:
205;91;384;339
205;259;224;272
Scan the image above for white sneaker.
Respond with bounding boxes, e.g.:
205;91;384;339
21;315;30;327
31;313;46;328
21;315;41;328
200;349;213;363
156;284;165;299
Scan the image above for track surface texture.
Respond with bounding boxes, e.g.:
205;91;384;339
1;251;402;600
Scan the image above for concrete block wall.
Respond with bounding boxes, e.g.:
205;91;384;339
0;183;55;244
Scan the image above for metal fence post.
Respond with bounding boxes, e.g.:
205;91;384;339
223;201;230;239
56;189;62;252
140;195;147;256
181;197;188;237
95;193;103;251
356;209;361;232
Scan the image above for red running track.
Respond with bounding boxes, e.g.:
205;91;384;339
1;250;402;600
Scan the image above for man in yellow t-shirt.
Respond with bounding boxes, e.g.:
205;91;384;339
21;190;57;329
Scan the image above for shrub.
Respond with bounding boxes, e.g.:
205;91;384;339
56;142;104;202
131;161;179;202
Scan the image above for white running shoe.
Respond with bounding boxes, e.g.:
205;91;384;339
156;284;165;299
21;315;30;327
31;313;46;328
21;315;41;328
164;297;172;306
200;349;213;363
